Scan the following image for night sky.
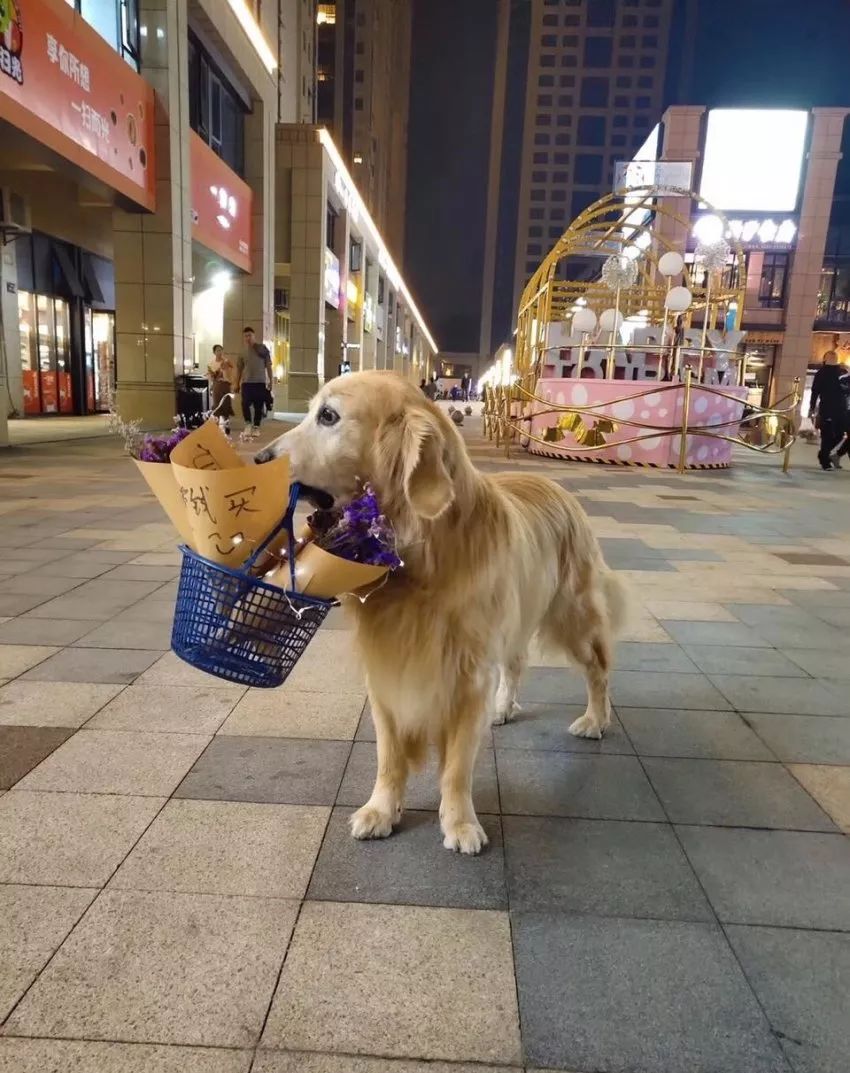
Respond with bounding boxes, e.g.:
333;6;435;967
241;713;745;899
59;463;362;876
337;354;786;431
405;0;850;356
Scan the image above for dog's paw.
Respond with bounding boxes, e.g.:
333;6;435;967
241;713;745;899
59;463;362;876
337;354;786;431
442;821;489;855
568;713;607;740
492;699;522;726
350;805;397;840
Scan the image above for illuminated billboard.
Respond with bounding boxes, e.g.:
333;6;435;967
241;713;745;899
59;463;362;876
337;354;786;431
699;109;808;213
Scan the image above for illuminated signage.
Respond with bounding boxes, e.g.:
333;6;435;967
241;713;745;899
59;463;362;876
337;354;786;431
699;109;808;213
332;169;360;225
616;160;693;195
693;215;797;248
324;248;340;308
363;291;375;333
191;133;252;271
0;0;155;209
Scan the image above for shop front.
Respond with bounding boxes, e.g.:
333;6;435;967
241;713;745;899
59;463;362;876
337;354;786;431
15;231;115;415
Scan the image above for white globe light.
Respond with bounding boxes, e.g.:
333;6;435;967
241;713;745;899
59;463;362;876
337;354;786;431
658;251;684;278
599;308;624;332
693;214;724;243
572;307;597;334
665;285;692;313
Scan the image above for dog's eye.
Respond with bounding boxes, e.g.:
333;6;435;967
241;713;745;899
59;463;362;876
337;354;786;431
317;405;339;427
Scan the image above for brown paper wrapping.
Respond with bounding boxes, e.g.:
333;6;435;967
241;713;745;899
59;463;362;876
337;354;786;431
134;461;195;545
264;543;388;599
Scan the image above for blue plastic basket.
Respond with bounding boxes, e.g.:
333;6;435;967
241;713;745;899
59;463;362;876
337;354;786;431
171;483;332;688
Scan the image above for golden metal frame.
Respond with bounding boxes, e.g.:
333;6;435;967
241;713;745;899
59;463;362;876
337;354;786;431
486;187;799;472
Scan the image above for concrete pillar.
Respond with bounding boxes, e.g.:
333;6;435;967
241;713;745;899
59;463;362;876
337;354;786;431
0;240;18;442
223;103;274;358
113;0;192;430
774;108;850;404
656;106;706;262
286;132;325;410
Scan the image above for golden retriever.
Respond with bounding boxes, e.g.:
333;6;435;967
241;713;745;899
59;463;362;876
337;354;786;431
258;371;627;854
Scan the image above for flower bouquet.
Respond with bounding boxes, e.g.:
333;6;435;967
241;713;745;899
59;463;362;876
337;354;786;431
261;484;402;599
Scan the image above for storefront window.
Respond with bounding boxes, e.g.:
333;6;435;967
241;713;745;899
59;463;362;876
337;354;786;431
743;344;777;407
758;252;789;308
20;293;74;415
85;310;116;412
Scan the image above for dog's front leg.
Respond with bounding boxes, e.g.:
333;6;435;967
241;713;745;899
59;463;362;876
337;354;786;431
350;699;408;841
439;689;489;855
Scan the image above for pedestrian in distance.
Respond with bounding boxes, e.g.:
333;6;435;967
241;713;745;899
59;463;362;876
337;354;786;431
234;327;273;440
809;340;850;470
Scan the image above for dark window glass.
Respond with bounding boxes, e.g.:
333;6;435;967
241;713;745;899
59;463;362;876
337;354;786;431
355;97;364;110
355;69;364;83
563;34;578;46
611;134;627;146
614;95;628;107
538;94;553;106
621;35;636;46
530;207;545;220
580;77;609;107
537;113;552;126
542;13;558;25
560;74;576;86
539;74;555;87
639;55;655;68
554;151;569;163
528;243;542;256
553;170;568;183
529;225;543;238
587;0;615;27
526;261;538;273
558;94;573;106
584;37;613;66
555;132;570;144
540;54;555;67
578;115;606;145
613;115;628;128
561;54;577;67
542;33;557;46
642;35;658;47
565;14;580;25
551;189;566;201
533;151;549;163
645;15;660;27
534;132;551;145
759;252;789;308
636;95;651;108
532;170;546;182
549;225;563;238
326;206;337;249
556;114;572;127
638;75;653;87
571;191;595;218
620;55;634;67
530;189;546;202
623;14;638;25
188;32;246;175
575;154;603;183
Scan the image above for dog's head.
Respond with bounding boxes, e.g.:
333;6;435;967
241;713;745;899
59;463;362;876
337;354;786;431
256;371;461;527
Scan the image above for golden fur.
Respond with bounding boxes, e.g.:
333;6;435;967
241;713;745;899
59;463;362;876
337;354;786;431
259;371;627;854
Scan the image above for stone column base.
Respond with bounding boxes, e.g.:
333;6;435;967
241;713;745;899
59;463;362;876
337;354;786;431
118;382;177;431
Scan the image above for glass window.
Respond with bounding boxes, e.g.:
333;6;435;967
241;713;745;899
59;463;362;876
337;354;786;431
563;34;578;46
642;34;658;47
616;75;630;87
638;75;653;87
529;226;543;238
542;34;557;46
580;77;609;107
536;113;552;126
551;189;566;201
613;115;628;128
556;114;572;127
564;14;580;25
530;207;545;220
538;74;554;86
612;134;627;146
534;133;551;145
558;94;573;107
621;35;636;47
533;151;548;163
636;95;651;108
537;94;553;106
532;170;546;182
578;115;606;145
540;54;555;67
587;0;615;27
553;170;567;183
560;54;577;67
614;95;628;106
554;151;569;163
639;55;655;68
542;14;558;26
530;189;546;202
759;252;789;308
81;0;118;51
575;154;603;183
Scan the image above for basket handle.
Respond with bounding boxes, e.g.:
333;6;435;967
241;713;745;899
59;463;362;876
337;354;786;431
244;481;302;591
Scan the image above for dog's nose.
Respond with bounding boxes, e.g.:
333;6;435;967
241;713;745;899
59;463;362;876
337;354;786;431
254;447;274;464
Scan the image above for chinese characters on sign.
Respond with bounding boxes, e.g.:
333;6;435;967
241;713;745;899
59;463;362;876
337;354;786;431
46;34;90;90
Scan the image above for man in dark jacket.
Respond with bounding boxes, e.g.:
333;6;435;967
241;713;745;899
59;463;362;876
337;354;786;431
809;348;850;470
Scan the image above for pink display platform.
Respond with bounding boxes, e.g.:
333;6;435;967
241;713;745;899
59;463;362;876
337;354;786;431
527;377;748;469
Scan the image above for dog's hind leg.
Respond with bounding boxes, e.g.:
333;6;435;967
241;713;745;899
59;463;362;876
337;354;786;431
438;683;490;855
492;654;525;726
542;596;612;739
350;699;410;840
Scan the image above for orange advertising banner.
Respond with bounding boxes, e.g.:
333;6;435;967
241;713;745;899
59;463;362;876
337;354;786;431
0;0;155;210
190;131;252;273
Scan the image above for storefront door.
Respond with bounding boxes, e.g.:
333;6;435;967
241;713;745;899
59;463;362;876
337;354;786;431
84;310;116;412
19;292;74;415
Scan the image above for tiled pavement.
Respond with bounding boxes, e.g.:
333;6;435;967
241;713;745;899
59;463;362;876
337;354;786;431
0;423;849;1073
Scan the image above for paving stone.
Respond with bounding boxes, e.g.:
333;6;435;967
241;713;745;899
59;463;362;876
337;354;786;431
613;670;733;710
0;645;57;678
512;913;787;1073
337;741;500;812
74;618;173;650
0;725;75;788
710;675;848;716
503;816;711;919
307;808;506;909
0;790;164;886
0;680;122;728
0;594;55;616
678;826;850;929
111;799;328;898
88;684;239;735
661;620;768;646
496;750;664;820
0;1040;253;1073
683;644;808;677
609;641;700;672
780;647;850;678
24;579;165;621
724;605;839;648
220;689;365;739
261;901;521;1064
19;646;160;685
0;884;96;1020
16;722;202;793
0;617;95;646
135;651;246;692
789;765;850;833
492;702;634;754
726;925;850;1073
175;736;350;805
620;707;773;759
253;1058;511;1073
644;757;836;830
746;713;850;763
5;889;297;1047
644;600;740;621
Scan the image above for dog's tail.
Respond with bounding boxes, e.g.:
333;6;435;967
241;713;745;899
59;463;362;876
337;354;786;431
601;567;631;639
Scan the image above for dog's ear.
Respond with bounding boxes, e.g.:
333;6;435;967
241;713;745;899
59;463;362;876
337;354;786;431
378;407;454;520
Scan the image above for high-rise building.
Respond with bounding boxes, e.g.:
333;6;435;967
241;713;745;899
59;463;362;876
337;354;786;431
481;0;675;355
316;0;412;258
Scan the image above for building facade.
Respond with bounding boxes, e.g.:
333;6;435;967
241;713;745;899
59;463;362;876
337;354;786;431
316;0;412;259
0;0;429;443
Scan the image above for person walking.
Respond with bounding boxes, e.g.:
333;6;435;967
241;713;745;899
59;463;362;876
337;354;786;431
235;327;272;439
207;345;233;409
809;346;850;470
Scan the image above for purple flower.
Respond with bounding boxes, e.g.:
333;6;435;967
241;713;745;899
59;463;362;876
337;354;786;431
310;485;401;570
133;426;191;463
